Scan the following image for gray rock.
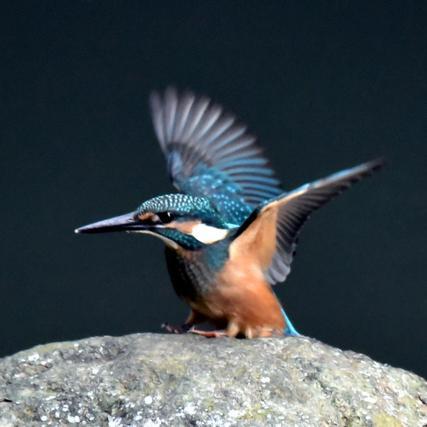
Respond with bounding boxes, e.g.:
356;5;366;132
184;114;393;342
0;334;426;427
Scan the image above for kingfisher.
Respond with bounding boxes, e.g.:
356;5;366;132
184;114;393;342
75;88;383;338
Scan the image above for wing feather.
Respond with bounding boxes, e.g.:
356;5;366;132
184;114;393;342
232;159;384;285
149;88;282;224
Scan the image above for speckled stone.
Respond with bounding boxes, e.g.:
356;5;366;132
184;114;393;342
0;334;426;426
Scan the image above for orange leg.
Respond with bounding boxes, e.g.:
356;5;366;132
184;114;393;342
189;328;227;338
162;309;207;334
189;320;240;338
189;323;282;339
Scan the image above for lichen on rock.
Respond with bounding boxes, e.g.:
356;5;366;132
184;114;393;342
0;334;426;426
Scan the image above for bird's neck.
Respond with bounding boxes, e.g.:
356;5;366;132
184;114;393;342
165;239;231;300
156;228;207;250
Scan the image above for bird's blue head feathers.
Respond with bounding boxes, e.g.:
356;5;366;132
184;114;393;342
137;193;234;228
76;193;236;250
138;194;211;219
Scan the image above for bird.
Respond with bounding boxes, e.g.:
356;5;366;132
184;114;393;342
75;87;384;339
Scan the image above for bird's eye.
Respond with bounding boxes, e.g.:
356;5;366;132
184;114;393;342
157;212;175;223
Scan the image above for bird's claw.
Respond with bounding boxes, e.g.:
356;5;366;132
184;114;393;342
161;322;191;334
188;327;227;338
161;323;226;338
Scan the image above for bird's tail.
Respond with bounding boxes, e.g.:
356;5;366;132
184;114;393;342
282;307;300;336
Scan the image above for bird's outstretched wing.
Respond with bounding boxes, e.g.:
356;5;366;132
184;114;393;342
149;87;282;224
231;159;384;285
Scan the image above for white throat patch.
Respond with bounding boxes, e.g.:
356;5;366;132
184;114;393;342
190;223;229;244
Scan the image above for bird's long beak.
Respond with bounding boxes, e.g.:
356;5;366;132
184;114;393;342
74;212;144;234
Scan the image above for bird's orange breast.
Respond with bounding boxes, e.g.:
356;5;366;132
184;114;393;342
187;235;285;338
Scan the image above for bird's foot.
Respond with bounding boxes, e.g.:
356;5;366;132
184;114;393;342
161;322;192;334
188;327;227;338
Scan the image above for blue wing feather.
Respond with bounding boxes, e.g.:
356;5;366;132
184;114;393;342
149;87;283;224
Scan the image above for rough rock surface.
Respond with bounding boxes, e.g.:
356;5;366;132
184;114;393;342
0;334;426;427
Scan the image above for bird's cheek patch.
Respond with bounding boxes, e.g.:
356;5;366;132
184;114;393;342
165;220;201;234
164;221;229;244
137;212;154;222
189;223;229;244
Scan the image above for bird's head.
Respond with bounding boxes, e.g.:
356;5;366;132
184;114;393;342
75;194;235;250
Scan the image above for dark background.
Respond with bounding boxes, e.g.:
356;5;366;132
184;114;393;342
1;2;426;378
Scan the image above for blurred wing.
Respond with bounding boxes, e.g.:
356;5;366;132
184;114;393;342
232;159;384;285
149;87;282;224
